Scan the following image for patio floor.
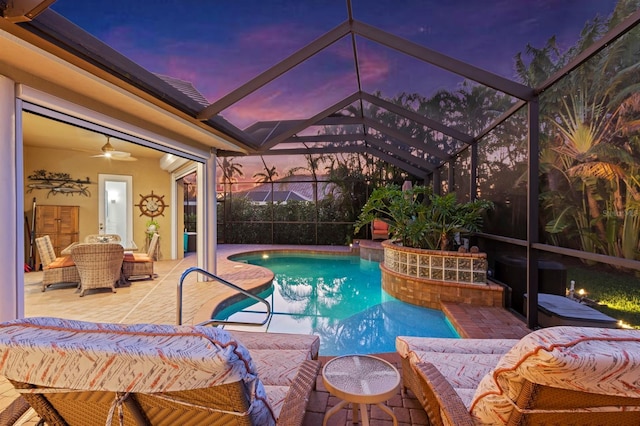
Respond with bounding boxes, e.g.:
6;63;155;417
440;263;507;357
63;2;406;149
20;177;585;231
0;244;530;425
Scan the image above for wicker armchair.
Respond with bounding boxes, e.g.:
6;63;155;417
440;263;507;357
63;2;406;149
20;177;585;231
70;243;124;296
34;235;80;292
371;219;389;240
84;233;121;243
397;327;640;426
0;317;321;426
122;233;159;281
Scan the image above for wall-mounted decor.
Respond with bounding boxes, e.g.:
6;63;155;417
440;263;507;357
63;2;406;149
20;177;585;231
135;191;168;217
27;170;92;197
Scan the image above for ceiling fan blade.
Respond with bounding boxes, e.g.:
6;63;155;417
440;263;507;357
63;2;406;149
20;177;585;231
91;153;138;161
111;155;138;162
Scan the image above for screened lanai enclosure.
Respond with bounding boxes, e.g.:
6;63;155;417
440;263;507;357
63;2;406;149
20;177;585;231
202;1;640;329
47;0;640;329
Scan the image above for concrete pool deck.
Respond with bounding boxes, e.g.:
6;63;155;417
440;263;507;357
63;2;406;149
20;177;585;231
1;243;530;425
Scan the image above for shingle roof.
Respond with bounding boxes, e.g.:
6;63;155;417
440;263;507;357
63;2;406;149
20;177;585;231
154;74;210;108
237;175;337;202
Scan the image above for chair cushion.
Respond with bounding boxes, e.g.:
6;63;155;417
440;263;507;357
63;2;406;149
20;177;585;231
123;253;151;263
250;349;314;386
262;385;290;419
373;220;388;231
45;255;75;269
470;326;640;425
232;330;320;359
0;317;275;423
412;352;503;391
396;336;518;359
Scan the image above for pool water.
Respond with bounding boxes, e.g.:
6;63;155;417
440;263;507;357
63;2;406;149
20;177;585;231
218;252;459;355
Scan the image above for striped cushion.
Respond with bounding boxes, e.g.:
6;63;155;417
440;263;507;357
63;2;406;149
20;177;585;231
0;317;275;423
396;336;518;359
412;352;503;391
470;326;640;424
232;330;320;359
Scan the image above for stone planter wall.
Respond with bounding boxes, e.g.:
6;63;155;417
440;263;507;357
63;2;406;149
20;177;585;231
381;241;504;309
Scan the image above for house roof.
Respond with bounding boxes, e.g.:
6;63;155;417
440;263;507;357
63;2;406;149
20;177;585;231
240;190;307;203
237;175;337;202
3;8;253;152
155;74;210;108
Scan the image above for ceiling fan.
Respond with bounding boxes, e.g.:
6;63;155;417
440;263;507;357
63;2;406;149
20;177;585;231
91;136;138;161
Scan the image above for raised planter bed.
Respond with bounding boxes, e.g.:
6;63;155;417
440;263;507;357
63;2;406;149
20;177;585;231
381;241;504;309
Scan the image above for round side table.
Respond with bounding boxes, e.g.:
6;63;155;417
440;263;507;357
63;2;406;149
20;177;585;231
322;354;400;426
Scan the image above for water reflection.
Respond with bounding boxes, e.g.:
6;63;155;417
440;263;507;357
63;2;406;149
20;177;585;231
317;301;457;355
220;253;458;354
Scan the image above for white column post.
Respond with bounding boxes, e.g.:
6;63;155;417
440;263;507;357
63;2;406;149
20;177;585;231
198;150;217;275
0;76;23;321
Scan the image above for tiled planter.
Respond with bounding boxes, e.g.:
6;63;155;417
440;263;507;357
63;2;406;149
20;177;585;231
381;241;503;309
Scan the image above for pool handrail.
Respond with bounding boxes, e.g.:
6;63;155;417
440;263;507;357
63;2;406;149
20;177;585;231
177;266;272;327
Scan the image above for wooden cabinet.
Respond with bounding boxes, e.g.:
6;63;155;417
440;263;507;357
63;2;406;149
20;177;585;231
35;205;79;267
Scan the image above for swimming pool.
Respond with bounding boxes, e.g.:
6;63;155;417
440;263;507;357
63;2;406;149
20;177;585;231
217;252;459;355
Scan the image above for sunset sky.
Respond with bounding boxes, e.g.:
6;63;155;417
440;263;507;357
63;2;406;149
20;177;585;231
51;1;618;127
49;0;621;179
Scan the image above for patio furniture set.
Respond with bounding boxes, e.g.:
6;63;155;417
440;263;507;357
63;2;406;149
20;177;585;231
0;316;639;425
34;233;159;296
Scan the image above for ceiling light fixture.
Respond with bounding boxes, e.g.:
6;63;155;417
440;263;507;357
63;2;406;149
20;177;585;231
91;135;138;161
101;137;115;157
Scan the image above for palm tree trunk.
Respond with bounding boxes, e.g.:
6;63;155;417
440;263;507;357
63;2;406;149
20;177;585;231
586;190;606;240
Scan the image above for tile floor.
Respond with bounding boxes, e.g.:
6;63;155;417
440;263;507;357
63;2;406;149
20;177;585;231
1;243;531;425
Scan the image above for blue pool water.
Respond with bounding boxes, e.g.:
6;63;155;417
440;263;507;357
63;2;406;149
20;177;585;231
218;252;459;355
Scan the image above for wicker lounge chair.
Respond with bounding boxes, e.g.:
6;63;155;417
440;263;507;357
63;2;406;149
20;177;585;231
34;235;80;292
0;396;30;426
70;243;124;296
122;233;159;281
397;327;640;425
0;317;320;426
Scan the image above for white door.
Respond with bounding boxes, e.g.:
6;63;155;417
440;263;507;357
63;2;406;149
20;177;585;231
98;174;133;243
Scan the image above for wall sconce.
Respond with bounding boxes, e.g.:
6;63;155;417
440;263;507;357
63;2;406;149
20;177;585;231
108;191;119;203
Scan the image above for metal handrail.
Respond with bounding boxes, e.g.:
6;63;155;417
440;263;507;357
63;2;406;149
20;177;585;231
177;266;272;327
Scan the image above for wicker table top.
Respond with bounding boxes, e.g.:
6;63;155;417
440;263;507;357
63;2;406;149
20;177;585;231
322;354;400;404
61;241;138;255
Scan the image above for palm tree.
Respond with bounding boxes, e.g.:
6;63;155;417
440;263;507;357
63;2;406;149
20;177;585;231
217;157;243;195
514;1;640;260
253;156;278;184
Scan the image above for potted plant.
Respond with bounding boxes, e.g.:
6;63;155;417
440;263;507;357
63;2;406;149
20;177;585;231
146;219;160;238
355;184;499;307
354;184;494;250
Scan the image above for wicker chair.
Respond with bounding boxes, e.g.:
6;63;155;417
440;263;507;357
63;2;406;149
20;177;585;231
397;327;640;426
34;235;80;292
84;233;122;243
122;233;159;281
70;243;124;296
0;396;30;426
0;317;321;426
